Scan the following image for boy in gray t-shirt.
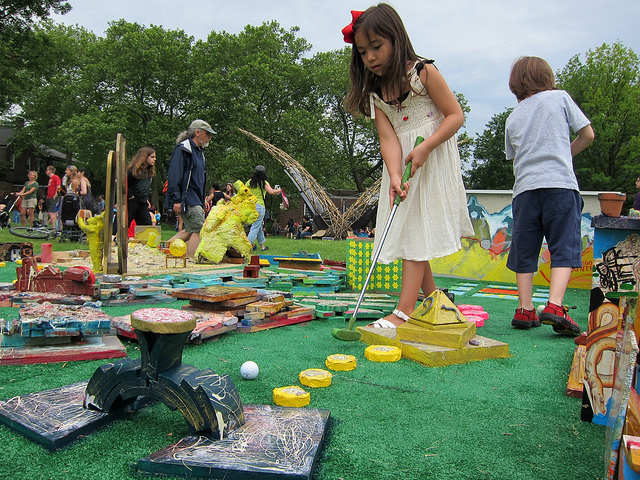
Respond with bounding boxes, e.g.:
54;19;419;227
505;56;594;334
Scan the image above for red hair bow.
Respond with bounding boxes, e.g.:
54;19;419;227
342;10;363;44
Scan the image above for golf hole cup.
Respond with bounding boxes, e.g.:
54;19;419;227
241;361;259;380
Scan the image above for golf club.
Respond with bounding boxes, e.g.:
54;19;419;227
332;136;425;341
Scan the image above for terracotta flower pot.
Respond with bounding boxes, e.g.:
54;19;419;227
598;192;626;217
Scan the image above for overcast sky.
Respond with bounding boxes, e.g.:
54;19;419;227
51;0;640;138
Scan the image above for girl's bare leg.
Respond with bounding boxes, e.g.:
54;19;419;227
382;260;434;326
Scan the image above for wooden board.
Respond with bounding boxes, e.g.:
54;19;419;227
567;344;586;398
186;300;246;316
217;295;259;308
237;306;315;333
189;324;237;343
237;313;314;333
0;381;121;450
139;404;330;480
275;259;323;271
0;336;126;366
172;286;258;303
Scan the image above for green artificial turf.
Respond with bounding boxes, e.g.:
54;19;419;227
0;244;606;480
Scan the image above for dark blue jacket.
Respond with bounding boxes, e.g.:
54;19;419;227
165;139;207;213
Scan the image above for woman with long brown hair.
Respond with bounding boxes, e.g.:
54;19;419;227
126;147;156;227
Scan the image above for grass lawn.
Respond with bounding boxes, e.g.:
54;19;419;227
0;222;607;480
0;222;349;262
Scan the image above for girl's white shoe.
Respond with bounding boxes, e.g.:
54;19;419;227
368;309;410;328
369;318;397;329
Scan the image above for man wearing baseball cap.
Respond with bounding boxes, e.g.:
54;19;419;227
165;119;215;258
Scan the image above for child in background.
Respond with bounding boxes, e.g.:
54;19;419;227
286;219;295;239
505;56;594;334
343;4;473;328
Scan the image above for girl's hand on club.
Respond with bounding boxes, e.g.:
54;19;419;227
388;179;410;207
405;142;431;177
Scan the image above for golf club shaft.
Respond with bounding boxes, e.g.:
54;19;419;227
343;136;424;331
343;201;400;330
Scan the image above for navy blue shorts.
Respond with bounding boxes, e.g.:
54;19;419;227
506;189;583;273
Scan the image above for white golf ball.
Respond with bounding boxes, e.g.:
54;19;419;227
240;361;259;380
536;305;545;316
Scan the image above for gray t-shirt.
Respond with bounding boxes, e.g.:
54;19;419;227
505;89;590;198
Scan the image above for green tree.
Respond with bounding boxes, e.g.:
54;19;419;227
0;0;71;112
18;20;196;200
463;109;514;189
189;21;320;194
557;42;640;192
306;48;380;193
0;0;70;32
15;23;96;155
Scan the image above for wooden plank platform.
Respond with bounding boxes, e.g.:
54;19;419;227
172;286;258;302
0;336;126;365
139;404;330;480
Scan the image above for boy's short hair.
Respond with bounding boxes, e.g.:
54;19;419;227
46;165;55;173
509;56;556;101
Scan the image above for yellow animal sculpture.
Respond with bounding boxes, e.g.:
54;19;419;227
195;180;259;264
77;211;105;272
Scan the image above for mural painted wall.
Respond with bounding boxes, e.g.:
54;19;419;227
347;192;597;291
430;195;595;289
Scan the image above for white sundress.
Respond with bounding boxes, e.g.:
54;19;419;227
371;61;473;264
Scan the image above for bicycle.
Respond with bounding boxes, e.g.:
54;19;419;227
10;220;60;240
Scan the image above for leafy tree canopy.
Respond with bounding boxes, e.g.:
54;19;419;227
466;42;640;195
0;0;70;33
0;0;72;110
557;41;640;192
463;109;513;190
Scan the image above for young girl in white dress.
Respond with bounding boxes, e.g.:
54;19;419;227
343;3;473;327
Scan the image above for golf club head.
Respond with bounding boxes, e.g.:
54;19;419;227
331;327;361;341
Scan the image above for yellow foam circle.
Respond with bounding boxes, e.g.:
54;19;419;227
169;239;187;257
299;369;332;388
325;354;357;371
364;345;402;362
273;386;310;407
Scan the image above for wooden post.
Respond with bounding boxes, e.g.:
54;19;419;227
102;151;115;273
116;134;128;274
102;134;128;274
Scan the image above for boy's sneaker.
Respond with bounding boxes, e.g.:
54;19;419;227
539;302;580;335
511;307;540;329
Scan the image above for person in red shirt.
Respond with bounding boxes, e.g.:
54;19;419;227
45;166;61;227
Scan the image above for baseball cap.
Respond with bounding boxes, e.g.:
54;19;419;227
189;119;215;135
